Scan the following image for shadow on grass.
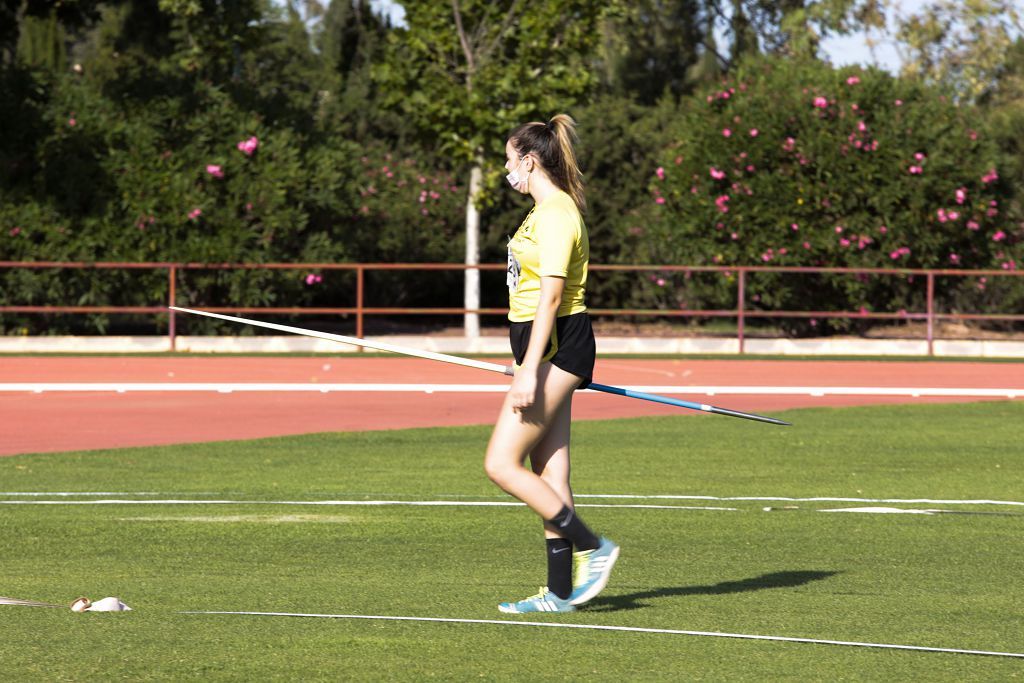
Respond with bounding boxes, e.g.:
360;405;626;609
583;570;840;613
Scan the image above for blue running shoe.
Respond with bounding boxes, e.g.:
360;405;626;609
569;537;619;606
498;587;575;614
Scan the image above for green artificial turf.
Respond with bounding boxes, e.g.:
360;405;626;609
1;401;1022;681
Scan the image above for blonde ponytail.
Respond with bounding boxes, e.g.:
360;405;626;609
508;114;587;214
548;114;586;214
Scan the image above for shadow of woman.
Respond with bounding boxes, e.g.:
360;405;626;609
583;570;840;613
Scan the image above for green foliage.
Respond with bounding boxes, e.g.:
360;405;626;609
2;1;1024;337
627;57;1023;333
374;0;616;163
893;0;1023;103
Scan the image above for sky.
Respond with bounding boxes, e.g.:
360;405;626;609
366;0;931;75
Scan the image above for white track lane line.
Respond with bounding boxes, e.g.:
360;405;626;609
180;611;1024;659
0;383;1021;398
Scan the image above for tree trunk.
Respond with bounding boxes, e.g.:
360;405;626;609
463;162;483;338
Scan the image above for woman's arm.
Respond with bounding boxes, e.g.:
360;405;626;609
509;275;565;412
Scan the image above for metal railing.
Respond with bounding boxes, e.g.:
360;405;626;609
1;261;1021;354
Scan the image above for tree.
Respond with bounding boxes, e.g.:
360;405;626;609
374;0;615;336
596;0;709;104
705;0;885;63
891;0;1023;102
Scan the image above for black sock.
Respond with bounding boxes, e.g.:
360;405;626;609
546;505;600;552
545;538;573;599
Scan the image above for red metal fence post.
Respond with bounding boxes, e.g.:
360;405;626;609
926;271;935;356
168;265;177;351
356;265;364;342
737;269;746;354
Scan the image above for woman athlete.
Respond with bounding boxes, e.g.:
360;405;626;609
486;114;619;614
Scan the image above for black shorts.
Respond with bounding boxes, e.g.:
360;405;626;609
509;311;595;389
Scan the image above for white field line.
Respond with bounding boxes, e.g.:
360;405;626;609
2;492;1022;507
0;383;1021;398
0;499;735;511
575;494;1024;507
181;611;1024;660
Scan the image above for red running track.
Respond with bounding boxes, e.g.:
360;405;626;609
1;356;1021;456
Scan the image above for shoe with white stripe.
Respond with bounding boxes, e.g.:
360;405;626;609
569;537;619;606
498;587;575;614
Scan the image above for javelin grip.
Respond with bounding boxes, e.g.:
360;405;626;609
169;307;789;426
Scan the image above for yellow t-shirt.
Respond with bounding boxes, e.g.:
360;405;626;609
506;190;589;322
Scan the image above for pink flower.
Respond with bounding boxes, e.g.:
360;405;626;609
674;156;683;165
722;128;732;137
889;251;900;260
857;121;867;132
730;232;739;240
206;164;223;178
908;166;922;175
839;238;850;247
967;220;980;231
894;99;903;106
655;167;665;180
188;208;202;220
846;76;861;85
955;188;967;204
68;118;76;127
993;231;1006;242
791;223;799;231
9;227;21;236
710;167;726;180
949;253;960;265
783;137;796;151
656;278;666;286
914;152;925;161
879;226;888;234
305;274;322;285
761;252;773;262
802;241;811;249
987;208;999;217
1003;261;1017;270
813;96;828;108
936;209;948;223
745;165;755;172
655;197;666;205
749;128;759;137
835;226;844;234
982;169;999;184
236;136;259;156
778;248;788;255
948;211;960;221
858;306;868;316
714;195;730;213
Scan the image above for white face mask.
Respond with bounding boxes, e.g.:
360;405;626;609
505;156;530;192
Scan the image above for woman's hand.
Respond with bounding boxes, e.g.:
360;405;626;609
510;365;539;412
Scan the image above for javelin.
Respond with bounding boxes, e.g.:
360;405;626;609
169;307;790;426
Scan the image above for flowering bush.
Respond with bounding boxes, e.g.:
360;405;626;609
628;57;1023;333
0;75;463;333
